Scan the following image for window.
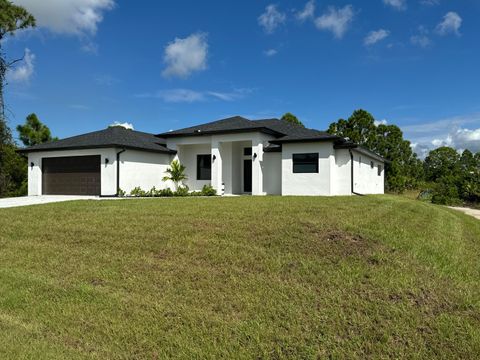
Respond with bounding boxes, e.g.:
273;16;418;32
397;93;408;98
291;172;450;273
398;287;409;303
292;153;319;173
378;165;382;176
243;147;252;156
197;154;211;180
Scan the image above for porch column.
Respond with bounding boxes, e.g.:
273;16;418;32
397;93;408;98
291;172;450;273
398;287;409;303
211;140;223;194
252;139;264;195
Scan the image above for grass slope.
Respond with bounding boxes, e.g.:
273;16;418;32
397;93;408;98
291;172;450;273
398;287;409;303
0;196;479;359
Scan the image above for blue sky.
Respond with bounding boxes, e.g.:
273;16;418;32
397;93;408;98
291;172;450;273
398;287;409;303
4;0;480;156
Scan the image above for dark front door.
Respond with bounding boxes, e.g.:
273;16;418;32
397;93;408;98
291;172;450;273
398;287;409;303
243;159;252;193
42;155;101;195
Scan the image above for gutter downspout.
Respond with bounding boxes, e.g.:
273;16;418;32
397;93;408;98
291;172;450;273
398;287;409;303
349;149;364;196
116;148;126;196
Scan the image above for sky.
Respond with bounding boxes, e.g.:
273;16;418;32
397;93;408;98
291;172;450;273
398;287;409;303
3;0;480;157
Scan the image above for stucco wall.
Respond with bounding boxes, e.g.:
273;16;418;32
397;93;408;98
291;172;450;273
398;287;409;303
263;152;281;195
281;142;335;196
352;151;385;194
27;148;117;196
332;149;352;196
176;143;211;191
119;149;172;193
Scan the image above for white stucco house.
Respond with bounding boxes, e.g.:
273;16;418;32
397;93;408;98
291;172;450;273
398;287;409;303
20;116;385;196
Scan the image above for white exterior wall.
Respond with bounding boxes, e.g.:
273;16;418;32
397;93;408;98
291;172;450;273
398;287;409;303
167;132;275;195
27;148;173;196
27;148;117;196
263;152;282;195
352;151;385;195
281;142;335;196
119;150;172;193
332;149;352;196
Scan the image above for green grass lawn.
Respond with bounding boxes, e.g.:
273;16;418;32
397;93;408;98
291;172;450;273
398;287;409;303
0;196;479;359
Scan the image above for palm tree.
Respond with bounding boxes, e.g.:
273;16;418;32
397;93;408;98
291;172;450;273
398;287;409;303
162;160;188;190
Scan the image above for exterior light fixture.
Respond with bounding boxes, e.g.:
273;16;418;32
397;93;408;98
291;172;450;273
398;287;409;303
253;153;258;160
105;158;110;164
30;162;34;169
212;155;216;162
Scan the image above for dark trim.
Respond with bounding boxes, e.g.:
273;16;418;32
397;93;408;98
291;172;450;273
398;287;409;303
335;142;386;163
269;136;341;145
158;127;283;138
116;148;126;196
18;144;176;155
264;145;282;153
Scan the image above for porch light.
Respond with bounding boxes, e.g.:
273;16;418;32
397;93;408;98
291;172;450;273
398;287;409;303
105;158;110;164
253;153;258;160
212;155;216;162
30;162;34;169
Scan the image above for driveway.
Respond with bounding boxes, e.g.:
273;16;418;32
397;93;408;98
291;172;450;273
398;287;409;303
449;206;480;220
0;196;99;209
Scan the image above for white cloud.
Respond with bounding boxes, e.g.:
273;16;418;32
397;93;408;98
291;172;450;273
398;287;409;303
109;121;134;130
411;34;431;48
364;29;390;46
264;48;278;57
258;4;286;34
420;0;439;6
12;0;114;35
435;12;462;36
403;113;480;157
315;5;354;39
410;26;431;48
296;0;315;22
7;48;35;83
162;33;208;78
374;119;388;126
383;0;407;11
136;88;252;103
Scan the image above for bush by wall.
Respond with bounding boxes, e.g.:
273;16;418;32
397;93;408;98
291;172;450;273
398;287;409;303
125;185;217;198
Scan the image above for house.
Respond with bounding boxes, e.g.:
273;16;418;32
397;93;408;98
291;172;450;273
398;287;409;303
20;116;385;196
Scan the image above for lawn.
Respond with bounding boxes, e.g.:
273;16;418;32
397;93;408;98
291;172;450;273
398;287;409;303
0;196;479;359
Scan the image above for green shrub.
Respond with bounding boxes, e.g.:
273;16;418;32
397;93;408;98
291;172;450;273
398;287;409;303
130;187;146;197
158;188;174;197
201;185;217;196
118;189;126;197
174;186;189;197
431;176;461;205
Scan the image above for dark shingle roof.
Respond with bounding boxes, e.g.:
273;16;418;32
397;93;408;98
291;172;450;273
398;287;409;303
158;116;284;137
19;126;175;154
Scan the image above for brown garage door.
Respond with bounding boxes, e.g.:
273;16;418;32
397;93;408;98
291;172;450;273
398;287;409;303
42;155;101;195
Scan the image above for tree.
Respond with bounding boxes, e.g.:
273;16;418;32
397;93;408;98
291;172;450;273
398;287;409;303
327;109;377;146
424;147;461;182
17;113;57;146
281;113;304;127
327;109;423;192
0;1;35;197
162;160;188;190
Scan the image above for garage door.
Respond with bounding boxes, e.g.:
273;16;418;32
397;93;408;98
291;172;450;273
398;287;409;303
42;155;101;195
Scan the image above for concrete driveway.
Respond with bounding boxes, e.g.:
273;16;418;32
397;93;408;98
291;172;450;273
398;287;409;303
0;195;99;209
449;206;480;220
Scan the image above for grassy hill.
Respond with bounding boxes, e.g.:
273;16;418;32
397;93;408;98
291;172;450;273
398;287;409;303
0;196;479;359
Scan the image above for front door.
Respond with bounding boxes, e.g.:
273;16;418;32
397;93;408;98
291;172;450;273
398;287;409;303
243;159;252;193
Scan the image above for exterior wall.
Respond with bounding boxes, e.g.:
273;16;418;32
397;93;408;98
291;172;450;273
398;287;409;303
332;149;352;196
176;143;211;191
167;132;275;195
27;148;117;196
119;149;172;193
263;152;282;195
281;142;335;196
352;151;385;195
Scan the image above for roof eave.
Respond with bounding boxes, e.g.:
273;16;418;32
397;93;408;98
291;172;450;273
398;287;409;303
17;144;177;155
158;127;284;138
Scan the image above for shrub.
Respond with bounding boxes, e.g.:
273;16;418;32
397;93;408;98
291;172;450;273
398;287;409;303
201;185;217;196
118;189;126;197
431;176;461;205
130;187;146;197
158;188;174;197
174;186;189;197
